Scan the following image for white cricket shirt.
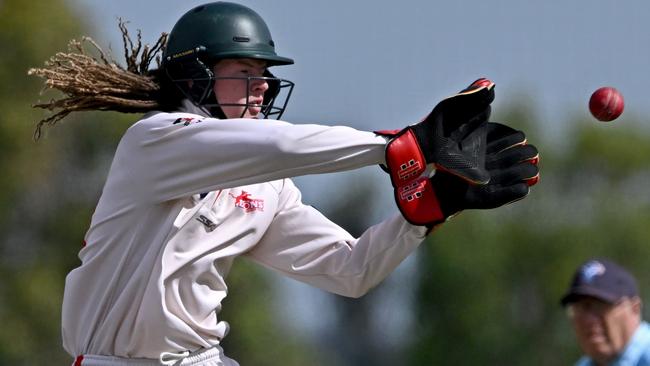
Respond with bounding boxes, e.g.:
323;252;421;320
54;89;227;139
61;101;427;360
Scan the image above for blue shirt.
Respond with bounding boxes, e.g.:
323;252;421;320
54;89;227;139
576;321;650;366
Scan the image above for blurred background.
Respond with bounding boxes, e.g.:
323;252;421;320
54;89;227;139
2;0;650;364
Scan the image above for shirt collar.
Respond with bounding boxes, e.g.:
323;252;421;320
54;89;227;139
178;99;212;118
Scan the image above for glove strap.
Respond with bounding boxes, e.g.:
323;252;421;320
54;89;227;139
377;128;447;226
394;176;445;226
383;129;427;185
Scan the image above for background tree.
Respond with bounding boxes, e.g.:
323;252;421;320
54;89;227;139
407;109;650;365
1;1;312;364
4;1;650;365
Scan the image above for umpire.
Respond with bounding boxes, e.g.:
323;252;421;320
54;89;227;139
561;258;650;366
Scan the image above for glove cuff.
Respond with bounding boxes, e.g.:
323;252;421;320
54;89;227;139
393;177;446;226
382;128;427;186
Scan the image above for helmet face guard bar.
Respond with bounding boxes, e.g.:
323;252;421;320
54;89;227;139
165;53;294;120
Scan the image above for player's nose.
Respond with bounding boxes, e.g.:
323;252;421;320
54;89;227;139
250;78;269;93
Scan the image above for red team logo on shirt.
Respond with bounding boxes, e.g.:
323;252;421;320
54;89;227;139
230;191;264;213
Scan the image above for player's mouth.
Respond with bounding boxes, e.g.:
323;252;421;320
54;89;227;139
248;100;263;111
249;98;264;106
243;100;263;117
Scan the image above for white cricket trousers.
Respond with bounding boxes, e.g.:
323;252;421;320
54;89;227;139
72;345;240;366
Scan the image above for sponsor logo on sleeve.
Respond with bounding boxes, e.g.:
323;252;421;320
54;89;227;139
173;117;204;126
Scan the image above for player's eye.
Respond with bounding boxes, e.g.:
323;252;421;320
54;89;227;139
240;67;266;77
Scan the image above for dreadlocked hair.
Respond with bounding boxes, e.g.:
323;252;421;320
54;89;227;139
27;20;176;140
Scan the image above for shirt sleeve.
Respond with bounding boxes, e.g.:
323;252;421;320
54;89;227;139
111;113;388;204
244;179;427;298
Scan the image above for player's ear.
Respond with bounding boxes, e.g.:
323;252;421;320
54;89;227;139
630;296;642;316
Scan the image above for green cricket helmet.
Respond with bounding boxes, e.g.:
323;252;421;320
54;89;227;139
162;2;294;119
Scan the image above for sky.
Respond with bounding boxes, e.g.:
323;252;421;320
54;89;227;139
71;0;650;204
73;0;650;132
69;0;650;337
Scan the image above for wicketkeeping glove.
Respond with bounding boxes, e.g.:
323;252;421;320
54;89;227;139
428;122;539;225
377;78;496;226
377;78;495;186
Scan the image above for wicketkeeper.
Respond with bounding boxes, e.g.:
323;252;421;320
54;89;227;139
28;2;539;365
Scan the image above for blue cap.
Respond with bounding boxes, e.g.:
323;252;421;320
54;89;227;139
561;258;638;306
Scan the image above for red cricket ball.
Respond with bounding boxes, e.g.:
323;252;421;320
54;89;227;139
589;87;624;122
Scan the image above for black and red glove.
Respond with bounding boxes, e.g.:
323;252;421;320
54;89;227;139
377;78;495;226
424;122;539;227
377;78;495;186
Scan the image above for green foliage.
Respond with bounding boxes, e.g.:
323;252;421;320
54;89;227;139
0;1;85;362
568;119;650;177
220;259;321;365
0;1;312;365
0;0;84;228
3;1;650;365
407;107;650;365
